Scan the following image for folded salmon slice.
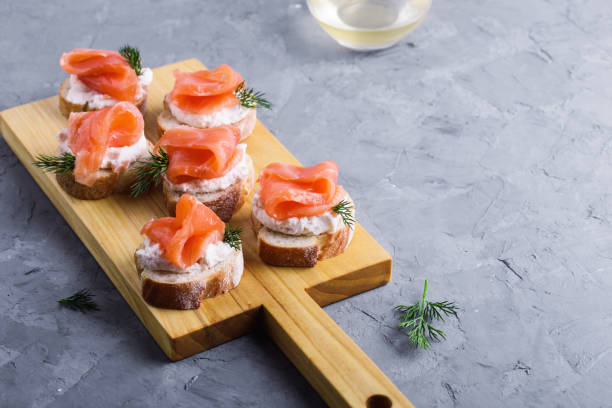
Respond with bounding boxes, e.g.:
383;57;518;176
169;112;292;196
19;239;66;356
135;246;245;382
155;125;242;184
141;194;225;269
60;48;139;101
259;161;346;220
169;65;243;114
67;102;144;186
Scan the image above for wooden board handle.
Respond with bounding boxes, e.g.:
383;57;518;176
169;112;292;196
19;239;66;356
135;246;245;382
262;289;413;408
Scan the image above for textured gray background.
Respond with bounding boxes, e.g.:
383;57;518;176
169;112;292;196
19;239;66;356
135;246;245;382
1;0;611;407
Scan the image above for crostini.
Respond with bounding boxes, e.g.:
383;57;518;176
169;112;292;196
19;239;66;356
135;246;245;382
135;193;243;310
251;161;356;267
58;46;152;117
157;64;270;141
33;102;152;200
131;125;255;221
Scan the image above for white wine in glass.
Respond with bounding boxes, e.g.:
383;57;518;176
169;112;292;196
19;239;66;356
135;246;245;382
306;0;431;51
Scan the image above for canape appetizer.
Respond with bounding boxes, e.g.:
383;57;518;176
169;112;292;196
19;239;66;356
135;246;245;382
251;161;356;267
131;125;255;221
157;64;270;141
32;102;152;199
58;46;152;117
135;193;243;309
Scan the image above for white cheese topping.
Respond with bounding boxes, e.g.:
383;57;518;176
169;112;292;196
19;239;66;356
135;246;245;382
165;144;250;193
203;241;235;267
135;237;234;273
251;189;350;236
139;68;154;87
56;129;149;172
167;97;251;128
65;67;153;109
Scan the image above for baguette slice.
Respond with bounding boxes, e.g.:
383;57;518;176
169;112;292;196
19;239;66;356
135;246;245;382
163;154;255;221
157;96;256;141
58;77;148;118
251;213;354;267
56;139;153;200
135;246;244;310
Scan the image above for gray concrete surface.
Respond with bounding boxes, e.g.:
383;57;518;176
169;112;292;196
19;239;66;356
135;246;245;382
1;0;611;406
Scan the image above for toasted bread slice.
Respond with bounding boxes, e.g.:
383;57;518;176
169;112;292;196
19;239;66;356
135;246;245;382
157;96;256;141
163;154;255;221
56;139;153;200
251;214;354;267
135;246;244;310
58;77;148;118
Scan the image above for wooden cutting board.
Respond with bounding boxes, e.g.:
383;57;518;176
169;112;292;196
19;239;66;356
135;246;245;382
0;59;413;408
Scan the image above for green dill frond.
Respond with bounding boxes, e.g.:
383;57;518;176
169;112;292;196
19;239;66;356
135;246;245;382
58;289;99;312
129;149;169;197
235;82;272;110
32;152;75;174
223;223;242;251
395;280;459;350
332;199;355;230
119;45;142;75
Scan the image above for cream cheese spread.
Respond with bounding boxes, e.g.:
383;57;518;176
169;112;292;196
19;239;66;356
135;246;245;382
167;98;251;128
57;129;149;172
251;189;351;236
165;144;249;193
65;67;153;109
135;237;235;274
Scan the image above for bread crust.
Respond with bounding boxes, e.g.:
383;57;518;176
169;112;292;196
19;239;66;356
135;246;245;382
251;213;354;268
135;246;243;310
58;77;148;118
56;140;153;200
156;96;256;141
56;170;118;200
259;235;319;267
163;154;255;221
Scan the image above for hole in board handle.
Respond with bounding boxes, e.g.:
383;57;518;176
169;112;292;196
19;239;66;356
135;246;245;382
366;394;392;408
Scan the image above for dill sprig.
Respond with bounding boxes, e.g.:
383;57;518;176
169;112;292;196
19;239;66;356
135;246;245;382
32;152;75;174
57;289;99;312
130;149;169;197
235;82;272;110
223;224;242;251
119;45;142;76
332;200;355;230
395;280;459;349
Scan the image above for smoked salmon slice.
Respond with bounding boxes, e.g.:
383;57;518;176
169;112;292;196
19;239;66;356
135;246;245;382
141;194;225;269
259;161;346;220
67;102;144;186
60;48;139;101
155;125;242;184
169;65;243;114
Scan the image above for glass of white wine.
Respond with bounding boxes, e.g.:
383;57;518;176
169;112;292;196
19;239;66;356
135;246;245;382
306;0;432;51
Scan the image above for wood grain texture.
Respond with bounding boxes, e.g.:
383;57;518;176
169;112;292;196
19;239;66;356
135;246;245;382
0;59;412;408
